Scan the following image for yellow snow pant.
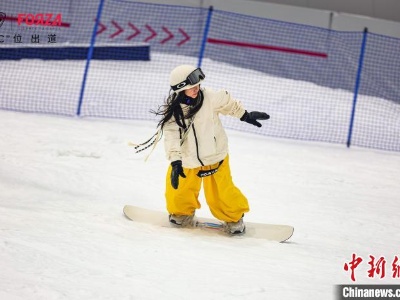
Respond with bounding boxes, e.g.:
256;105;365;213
165;155;249;222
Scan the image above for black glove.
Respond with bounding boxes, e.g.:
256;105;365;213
240;110;270;127
171;160;186;189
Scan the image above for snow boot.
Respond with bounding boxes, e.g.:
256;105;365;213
225;217;246;235
169;213;195;227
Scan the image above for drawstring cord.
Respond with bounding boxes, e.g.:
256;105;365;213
128;128;163;161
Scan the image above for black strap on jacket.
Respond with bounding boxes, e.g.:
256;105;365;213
196;160;224;178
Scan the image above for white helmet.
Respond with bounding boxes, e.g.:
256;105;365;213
169;65;205;93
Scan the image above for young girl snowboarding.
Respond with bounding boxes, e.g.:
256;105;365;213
153;65;269;234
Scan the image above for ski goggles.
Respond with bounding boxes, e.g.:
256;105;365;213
171;68;205;91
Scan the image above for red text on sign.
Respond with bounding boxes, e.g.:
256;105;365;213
17;14;62;27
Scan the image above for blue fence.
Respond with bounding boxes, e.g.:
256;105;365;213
0;1;399;152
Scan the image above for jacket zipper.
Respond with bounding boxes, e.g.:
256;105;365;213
192;124;204;166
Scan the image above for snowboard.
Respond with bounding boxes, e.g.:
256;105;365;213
123;205;294;243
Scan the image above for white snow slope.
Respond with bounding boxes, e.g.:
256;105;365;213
1;108;400;300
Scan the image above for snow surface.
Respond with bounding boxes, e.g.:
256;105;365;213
1;106;400;299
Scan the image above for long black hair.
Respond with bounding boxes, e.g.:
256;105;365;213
151;89;203;130
133;89;203;155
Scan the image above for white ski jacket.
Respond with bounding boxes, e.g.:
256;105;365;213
163;87;246;168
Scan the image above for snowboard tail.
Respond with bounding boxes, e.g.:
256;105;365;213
123;205;294;243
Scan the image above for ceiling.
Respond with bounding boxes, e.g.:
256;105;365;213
251;0;400;23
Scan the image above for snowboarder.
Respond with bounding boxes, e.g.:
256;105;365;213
153;65;270;234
